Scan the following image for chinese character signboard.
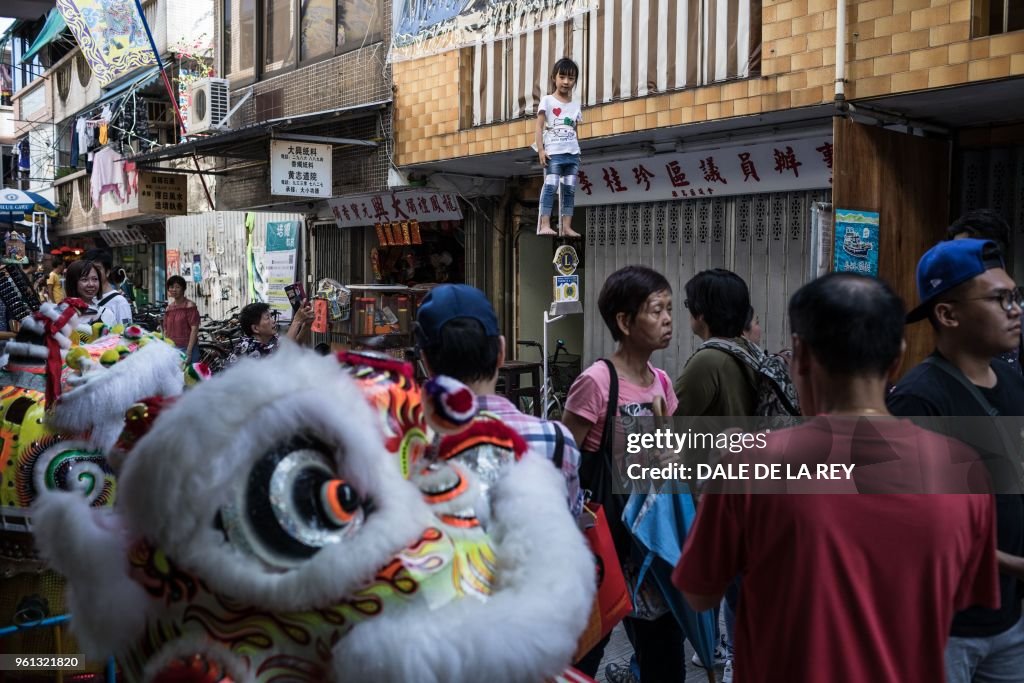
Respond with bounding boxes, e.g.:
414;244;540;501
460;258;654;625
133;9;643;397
138;172;187;215
270;141;332;198
575;136;834;206
328;190;463;228
833;209;879;277
265;221;300;321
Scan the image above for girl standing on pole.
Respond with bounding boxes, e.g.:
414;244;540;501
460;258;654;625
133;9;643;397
536;57;583;238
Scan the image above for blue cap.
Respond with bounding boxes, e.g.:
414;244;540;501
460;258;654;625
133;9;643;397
906;238;1005;322
415;284;499;348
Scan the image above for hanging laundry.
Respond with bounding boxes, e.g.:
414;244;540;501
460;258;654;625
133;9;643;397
123;161;139;199
75;117;89;163
70;123;80;168
91;146;125;208
98;124;108;145
17;138;30;170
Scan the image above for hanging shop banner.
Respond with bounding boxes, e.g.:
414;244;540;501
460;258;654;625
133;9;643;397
329;190;463;229
833;209;880;277
138;172;187;215
392;0;595;61
574;137;834;207
57;0;157;87
264;221;300;321
270;141;332;198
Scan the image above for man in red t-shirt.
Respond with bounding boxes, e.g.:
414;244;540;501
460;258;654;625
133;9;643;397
673;273;1000;683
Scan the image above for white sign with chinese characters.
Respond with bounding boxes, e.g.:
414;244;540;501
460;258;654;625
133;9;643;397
328;190;464;228
574;136;833;206
270;140;332;198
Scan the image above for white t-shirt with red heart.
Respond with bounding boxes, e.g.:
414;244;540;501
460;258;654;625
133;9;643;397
539;95;582;156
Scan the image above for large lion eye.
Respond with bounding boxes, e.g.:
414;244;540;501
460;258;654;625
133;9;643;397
220;436;365;569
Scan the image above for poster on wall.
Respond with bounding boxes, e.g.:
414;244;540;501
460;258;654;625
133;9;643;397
56;0;157;87
264;221;300;322
270;141;332;198
166;249;180;278
833;209;880;276
192;254;203;283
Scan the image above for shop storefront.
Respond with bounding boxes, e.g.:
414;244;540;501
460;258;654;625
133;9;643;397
310;188;487;359
575;132;835;371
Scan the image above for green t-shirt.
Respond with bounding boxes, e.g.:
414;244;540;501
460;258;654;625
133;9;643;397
674;340;758;417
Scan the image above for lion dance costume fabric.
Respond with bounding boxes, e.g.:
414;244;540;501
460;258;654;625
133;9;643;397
29;331;596;682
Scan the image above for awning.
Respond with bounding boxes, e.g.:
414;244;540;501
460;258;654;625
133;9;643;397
0;20;24;62
129;100;389;166
99;65;162;103
20;9;66;63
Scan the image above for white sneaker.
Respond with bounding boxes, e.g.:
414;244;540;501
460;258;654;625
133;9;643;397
690;643;727;668
722;658;734;683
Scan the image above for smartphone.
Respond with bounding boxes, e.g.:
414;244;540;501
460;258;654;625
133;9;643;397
284;282;307;312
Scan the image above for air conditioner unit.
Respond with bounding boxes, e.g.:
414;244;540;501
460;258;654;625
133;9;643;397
187;78;231;134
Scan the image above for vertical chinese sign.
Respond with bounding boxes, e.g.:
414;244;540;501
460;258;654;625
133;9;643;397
833;210;880;277
264;221;300;322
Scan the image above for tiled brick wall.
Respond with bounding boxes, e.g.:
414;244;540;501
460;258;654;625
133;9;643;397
394;0;1024;166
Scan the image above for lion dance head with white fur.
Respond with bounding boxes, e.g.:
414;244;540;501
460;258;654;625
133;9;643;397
31;333;596;682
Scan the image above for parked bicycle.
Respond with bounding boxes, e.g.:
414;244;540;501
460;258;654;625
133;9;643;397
195;307;241;373
515;338;581;420
135;301;167;332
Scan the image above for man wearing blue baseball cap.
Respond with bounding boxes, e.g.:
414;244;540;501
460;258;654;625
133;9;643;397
889;238;1024;683
415;284;583;515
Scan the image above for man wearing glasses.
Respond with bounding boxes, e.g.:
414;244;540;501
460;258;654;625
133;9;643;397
888;238;1024;683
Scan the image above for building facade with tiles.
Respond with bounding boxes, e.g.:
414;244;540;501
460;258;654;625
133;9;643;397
5;0;216;306
392;0;1024;373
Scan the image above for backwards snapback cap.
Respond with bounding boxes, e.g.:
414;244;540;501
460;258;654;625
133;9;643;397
906;238;1005;323
414;284;499;348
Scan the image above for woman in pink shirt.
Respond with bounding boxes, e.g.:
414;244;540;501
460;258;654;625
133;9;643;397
163;275;200;362
562;264;682;683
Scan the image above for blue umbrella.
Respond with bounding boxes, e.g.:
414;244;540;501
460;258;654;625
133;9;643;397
0;189;58;221
623;490;719;681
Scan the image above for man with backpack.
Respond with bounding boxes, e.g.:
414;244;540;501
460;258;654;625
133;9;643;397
673;268;798;681
674;269;799;419
887;238;1024;683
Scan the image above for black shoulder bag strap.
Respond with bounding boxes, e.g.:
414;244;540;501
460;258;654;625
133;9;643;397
596;358;620;459
97;290;122;307
923;355;1022;485
923;355;999;417
552;422;565;469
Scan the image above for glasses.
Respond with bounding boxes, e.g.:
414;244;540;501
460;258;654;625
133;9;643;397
948;287;1024;313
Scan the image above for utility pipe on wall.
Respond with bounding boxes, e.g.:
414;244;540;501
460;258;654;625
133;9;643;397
835;0;847;111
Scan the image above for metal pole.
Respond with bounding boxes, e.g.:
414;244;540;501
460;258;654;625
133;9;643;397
131;0;215;211
543;310;549;413
0;614;70;637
